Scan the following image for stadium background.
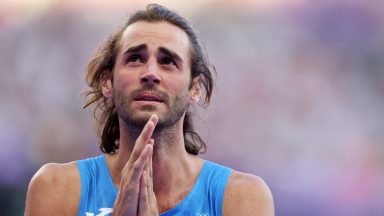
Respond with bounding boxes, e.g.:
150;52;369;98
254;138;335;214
1;0;383;215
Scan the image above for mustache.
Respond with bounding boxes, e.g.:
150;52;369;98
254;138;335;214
130;86;169;102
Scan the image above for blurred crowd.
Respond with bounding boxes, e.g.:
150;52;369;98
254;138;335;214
1;0;383;215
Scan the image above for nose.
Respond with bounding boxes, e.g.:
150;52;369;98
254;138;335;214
140;73;161;85
140;62;161;85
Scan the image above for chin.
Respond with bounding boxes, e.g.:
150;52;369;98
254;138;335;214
127;110;161;126
121;106;185;129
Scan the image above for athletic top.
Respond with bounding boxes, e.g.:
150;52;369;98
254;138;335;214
77;155;232;216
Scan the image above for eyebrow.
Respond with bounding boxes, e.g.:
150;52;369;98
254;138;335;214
159;47;183;64
122;43;184;64
123;44;147;56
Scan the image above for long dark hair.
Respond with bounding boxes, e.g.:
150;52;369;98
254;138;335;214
83;4;215;155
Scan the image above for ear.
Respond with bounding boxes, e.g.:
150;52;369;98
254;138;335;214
101;71;113;98
189;76;201;104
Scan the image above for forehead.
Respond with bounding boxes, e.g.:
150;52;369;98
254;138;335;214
119;21;191;58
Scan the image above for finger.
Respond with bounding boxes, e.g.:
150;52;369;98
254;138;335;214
147;144;158;212
150;113;158;126
139;115;158;143
138;171;148;215
130;144;153;182
115;145;152;216
147;145;153;195
148;138;154;179
143;148;150;176
130;115;158;162
149;138;155;146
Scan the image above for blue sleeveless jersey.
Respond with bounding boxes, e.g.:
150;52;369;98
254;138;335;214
77;155;232;216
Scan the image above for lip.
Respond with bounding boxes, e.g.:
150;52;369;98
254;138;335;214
133;92;164;102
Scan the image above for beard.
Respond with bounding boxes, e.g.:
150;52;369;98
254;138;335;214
113;85;189;132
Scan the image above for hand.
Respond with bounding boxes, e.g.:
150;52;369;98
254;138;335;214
112;115;159;216
138;139;158;215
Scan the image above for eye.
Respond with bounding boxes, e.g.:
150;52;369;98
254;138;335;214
160;57;176;66
126;54;143;63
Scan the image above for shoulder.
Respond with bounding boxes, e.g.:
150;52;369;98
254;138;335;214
25;162;81;216
222;171;274;216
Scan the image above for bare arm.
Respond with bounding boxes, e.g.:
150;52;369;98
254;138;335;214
223;171;275;216
25;162;80;216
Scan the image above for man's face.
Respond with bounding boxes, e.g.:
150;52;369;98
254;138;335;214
105;21;198;129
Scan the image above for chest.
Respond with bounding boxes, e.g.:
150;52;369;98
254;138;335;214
156;190;191;213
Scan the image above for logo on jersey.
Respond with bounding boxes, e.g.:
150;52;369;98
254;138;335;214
85;208;113;216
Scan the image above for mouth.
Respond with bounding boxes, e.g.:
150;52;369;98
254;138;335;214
133;92;164;103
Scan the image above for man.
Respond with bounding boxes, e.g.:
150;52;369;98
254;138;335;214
25;4;274;216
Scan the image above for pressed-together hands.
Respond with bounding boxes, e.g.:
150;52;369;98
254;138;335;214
113;115;159;216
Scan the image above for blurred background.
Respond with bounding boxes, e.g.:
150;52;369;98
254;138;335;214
1;0;384;215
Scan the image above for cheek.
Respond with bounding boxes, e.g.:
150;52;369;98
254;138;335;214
166;71;191;88
166;77;190;96
112;72;136;91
